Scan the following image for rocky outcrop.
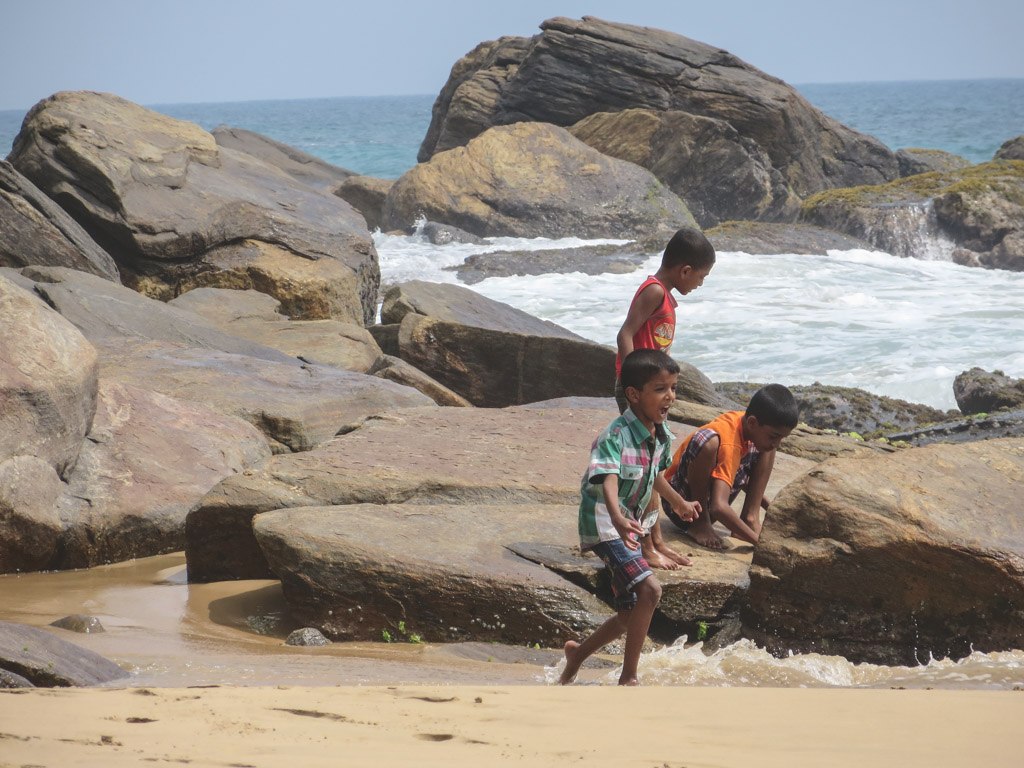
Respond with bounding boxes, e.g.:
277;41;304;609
384;121;695;239
366;355;473;407
421;17;900;204
995;136;1024;161
569;108;799;226
743;438;1024;664
254;503;611;645
55;381;272;569
0;274;97;478
0;620;127;686
896;148;971;176
169;287;382;373
953;367;1024;415
9;91;379;324
334;175;393;232
0;456;63;573
885;411;1024;447
211;125;355;192
453;242;649;284
705;221;876;255
0;161;119;280
801;160;1024;270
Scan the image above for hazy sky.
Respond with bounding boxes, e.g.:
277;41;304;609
2;0;1022;111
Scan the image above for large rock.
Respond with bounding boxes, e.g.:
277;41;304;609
186;405;617;582
169;287;382;372
334;175;393;232
254;503;611;645
885;410;1024;447
9;91;379;324
366;355;473;407
453;242;649;284
743;438;1024;664
96;338;433;453
0;274;97;478
0;620;127;686
421;17;900;202
0;456;63;573
705;221;875;255
211;125;355;192
53;381;272;570
569;108;798;226
801;160;1024;270
953;367;1024;415
12;266;294;363
0;161;119;280
895;148;971;176
994;136;1024;161
384;121;695;239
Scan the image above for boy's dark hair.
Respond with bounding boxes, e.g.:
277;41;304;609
746;384;799;428
620;349;680;391
662;226;716;270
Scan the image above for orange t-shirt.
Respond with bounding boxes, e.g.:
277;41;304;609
667;410;749;489
615;275;678;376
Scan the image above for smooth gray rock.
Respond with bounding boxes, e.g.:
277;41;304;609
896;148;971;176
212;125;356;192
0;620;128;686
334;175;392;232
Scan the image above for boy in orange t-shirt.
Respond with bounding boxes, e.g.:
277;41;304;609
615;227;715;568
663;384;799;549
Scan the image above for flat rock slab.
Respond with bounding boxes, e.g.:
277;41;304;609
0;620;128;686
97;338;433;454
254;503;612;645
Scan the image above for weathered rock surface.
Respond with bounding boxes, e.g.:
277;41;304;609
0;456;63;573
715;381;952;439
169;287;382;373
0;160;119;280
886;411;1024;447
284;627;331;647
953;367;1024;415
421;17;900;203
9;91;379;324
705;221;875;255
186;405;616;582
569;108;798;226
744;438;1024;664
254;503;612;645
896;148;971;176
0;274;98;478
801;160;1024;270
384;121;695;239
0;620;128;686
994;135;1024;161
95;338;433;453
54;381;272;570
334;175;393;232
452;242;649;284
366;355;473;407
211;125;355;192
13;266;294;363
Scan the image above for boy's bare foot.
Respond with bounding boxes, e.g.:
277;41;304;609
684;518;724;549
640;546;679;570
560;640;583;685
618;674;640;686
662;547;692;567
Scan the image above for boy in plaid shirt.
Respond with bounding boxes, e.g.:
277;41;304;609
561;349;701;686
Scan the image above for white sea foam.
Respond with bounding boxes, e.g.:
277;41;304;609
375;232;1024;410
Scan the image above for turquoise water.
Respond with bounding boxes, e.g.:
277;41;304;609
2;79;1021;176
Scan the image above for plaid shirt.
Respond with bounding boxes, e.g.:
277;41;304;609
578;407;674;549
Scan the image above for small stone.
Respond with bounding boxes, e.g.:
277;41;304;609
50;614;105;634
285;628;330;647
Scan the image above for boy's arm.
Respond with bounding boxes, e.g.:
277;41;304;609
707;478;760;545
654;472;700;521
740;449;776;527
601;473;644;549
616;282;666;359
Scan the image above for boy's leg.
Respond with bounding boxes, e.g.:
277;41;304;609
682;441;725;549
619;575;662;686
560;613;627;684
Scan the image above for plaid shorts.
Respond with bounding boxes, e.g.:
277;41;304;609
589;537;653;611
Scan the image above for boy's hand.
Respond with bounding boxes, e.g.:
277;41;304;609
612;514;645;550
672;499;701;523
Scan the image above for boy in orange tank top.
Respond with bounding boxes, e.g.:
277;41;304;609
614;227;715;569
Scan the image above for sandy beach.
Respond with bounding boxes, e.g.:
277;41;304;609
1;684;1021;767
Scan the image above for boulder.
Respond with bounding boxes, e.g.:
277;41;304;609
50;615;105;633
53;381;272;570
334;175;393;232
419;220;486;245
95;338;433;453
0;456;63;573
994;136;1024;161
704;221;875;255
885;410;1024;447
9;91;379;324
569;108;799;226
0;160;119;280
743;438;1024;664
169;287;382;373
0;274;98;477
13;266;294;363
453;242;649;284
366;355;473;407
384;121;695;239
801;160;1024;270
254;503;611;645
0;620;128;686
211;125;355;192
380;280;584;339
896;148;971;176
186;405;617;582
420;17;900;201
953;367;1024;415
